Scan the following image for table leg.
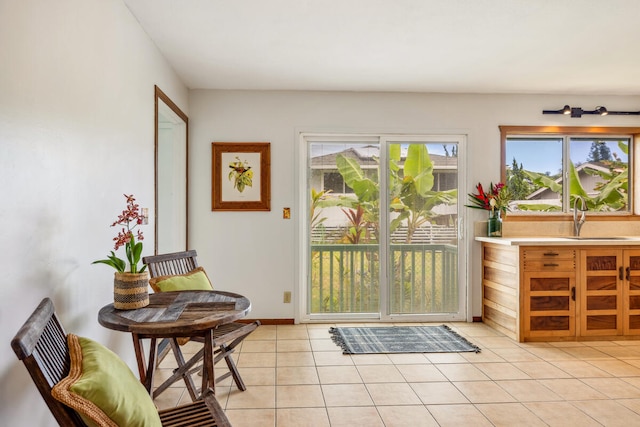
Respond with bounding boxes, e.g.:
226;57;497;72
132;334;157;394
202;329;215;396
132;333;146;384
146;337;158;395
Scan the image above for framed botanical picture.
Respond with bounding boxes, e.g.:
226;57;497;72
211;142;271;211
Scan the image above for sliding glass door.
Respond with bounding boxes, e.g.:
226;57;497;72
302;134;465;322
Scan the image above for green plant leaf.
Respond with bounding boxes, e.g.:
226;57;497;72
593;169;627;208
618;140;629;155
350;179;378;201
336;154;379;202
403;144;434;196
389;211;409;234
132;241;143;264
92;251;126;272
568;161;589;199
522;170;562;193
336;154;365;185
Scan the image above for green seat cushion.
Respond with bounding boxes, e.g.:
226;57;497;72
52;334;162;427
149;266;213;292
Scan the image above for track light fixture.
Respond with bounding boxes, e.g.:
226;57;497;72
543;105;640;118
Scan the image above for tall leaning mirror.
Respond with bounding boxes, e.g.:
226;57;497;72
154;85;188;254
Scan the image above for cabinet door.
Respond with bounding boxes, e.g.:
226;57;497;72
581;250;623;336
523;271;576;338
624;250;640;335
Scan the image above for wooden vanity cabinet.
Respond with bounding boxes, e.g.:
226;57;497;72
481;242;640;342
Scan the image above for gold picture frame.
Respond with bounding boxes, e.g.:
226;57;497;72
211;142;271;211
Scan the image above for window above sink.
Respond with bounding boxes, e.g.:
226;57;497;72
500;126;640;217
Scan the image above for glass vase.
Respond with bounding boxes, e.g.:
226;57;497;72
487;210;502;237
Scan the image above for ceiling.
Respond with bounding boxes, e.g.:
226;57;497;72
124;0;640;95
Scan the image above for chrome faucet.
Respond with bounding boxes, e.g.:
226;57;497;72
573;196;587;236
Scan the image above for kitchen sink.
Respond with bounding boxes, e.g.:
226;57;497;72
565;236;632;240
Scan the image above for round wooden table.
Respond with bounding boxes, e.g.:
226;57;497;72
98;290;252;397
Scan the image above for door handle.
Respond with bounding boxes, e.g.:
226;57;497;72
571;287;576;301
620;266;625;281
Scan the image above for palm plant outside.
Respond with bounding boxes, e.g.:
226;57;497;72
313;144;457;244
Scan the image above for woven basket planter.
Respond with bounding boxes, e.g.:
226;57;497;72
113;271;149;310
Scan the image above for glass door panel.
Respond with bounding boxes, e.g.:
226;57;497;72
308;141;380;315
387;142;459;315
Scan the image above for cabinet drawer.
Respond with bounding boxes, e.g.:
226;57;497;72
523;249;575;260
524;259;576;271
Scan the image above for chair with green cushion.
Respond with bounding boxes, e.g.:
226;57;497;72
11;297;231;427
143;250;260;400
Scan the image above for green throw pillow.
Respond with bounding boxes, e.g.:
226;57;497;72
149;266;213;292
52;334;162;427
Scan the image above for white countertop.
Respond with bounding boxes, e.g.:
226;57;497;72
475;236;640;246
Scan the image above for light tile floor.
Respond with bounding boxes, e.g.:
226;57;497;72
152;323;640;426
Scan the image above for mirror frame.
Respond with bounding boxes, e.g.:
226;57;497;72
154;85;189;253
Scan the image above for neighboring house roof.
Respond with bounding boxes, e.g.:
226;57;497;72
310;146;458;169
526;162;610;200
311;146;379;168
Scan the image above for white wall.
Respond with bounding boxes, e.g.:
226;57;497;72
0;0;188;425
189;90;640;321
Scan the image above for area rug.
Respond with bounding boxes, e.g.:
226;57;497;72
328;325;481;354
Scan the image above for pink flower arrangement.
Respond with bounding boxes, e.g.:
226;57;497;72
93;194;147;273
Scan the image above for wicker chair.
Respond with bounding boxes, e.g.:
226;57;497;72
11;297;231;427
143;250;260;400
